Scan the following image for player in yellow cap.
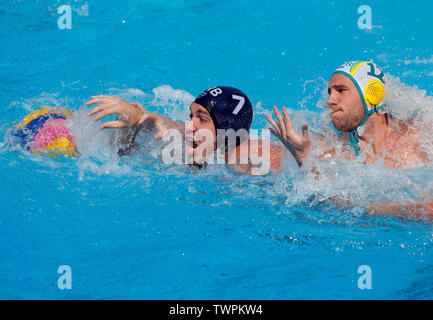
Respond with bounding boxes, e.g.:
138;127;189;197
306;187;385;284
266;60;429;168
266;61;431;217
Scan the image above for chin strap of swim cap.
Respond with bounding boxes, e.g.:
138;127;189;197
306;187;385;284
332;61;386;156
349;130;361;156
329;119;361;156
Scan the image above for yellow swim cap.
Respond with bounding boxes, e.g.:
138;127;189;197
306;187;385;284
333;61;386;125
332;61;387;156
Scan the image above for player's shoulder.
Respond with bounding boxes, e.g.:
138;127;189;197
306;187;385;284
391;118;422;144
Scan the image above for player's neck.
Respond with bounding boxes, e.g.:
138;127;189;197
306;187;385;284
358;112;390;152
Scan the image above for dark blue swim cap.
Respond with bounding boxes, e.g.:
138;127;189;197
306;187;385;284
193;86;253;133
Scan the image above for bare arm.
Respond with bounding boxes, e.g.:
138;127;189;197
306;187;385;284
368;198;433;220
227;139;286;176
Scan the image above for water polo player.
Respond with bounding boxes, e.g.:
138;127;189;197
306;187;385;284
267;61;429;169
86;86;284;175
267;61;432;216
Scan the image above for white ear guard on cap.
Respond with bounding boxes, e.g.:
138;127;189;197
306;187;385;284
332;61;387;155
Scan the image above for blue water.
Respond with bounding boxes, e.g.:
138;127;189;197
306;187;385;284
1;0;433;299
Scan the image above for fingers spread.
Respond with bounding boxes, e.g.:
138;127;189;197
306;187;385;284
86;95;119;106
86;99;115;116
91;107;117;122
87;105;105;116
86;98;112;106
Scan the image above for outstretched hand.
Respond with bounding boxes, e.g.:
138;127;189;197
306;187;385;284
266;106;311;166
87;95;145;129
86;95;175;140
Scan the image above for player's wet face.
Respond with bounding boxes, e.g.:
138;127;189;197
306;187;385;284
185;103;217;164
328;73;365;132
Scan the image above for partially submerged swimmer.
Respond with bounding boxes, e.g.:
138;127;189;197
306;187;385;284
267;61;429;168
86;86;285;175
266;61;432;217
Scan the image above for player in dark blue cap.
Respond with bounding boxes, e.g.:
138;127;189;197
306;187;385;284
87;86;284;175
193;86;253;136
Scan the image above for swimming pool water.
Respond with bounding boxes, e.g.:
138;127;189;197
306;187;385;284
1;0;433;299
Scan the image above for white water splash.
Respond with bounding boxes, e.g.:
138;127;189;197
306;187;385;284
150;85;195;121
